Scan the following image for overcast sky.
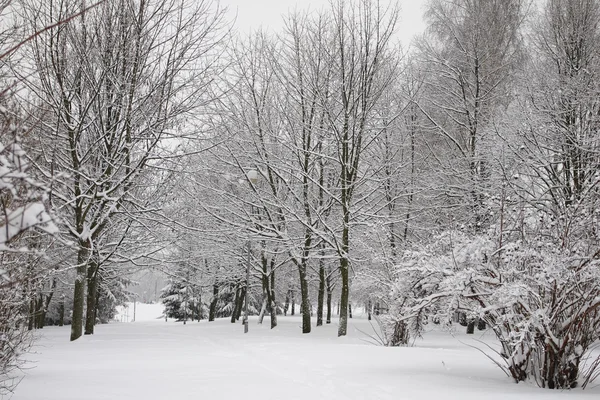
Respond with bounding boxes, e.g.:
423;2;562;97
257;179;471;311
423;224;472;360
221;0;427;47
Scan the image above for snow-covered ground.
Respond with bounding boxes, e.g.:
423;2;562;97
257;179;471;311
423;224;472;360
11;306;600;400
114;302;165;323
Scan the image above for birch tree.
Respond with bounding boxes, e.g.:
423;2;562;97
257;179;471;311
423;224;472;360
416;0;524;232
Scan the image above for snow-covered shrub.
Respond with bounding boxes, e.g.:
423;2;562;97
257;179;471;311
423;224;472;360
0;273;31;394
483;235;600;389
392;221;600;388
0;111;57;394
0;135;56;249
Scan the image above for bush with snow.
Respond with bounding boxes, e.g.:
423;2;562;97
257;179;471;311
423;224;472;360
391;221;600;389
0;110;57;395
0;135;57;250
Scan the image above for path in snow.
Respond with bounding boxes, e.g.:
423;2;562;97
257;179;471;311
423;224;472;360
10;311;600;400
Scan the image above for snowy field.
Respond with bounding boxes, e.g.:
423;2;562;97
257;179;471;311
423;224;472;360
10;304;600;400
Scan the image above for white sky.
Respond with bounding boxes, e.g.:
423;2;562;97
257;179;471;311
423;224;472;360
221;0;427;47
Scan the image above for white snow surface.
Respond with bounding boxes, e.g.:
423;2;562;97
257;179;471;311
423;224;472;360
12;309;600;400
114;302;165;322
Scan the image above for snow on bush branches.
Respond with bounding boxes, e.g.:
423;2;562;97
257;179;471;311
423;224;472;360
391;227;600;389
0;110;57;395
0;128;57;254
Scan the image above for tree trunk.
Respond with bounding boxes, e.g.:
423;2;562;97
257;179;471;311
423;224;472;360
39;276;57;329
234;286;245;322
28;298;35;331
258;256;270;325
258;296;268;324
36;295;45;329
349;303;352;319
477;318;486;331
84;260;99;335
326;268;332;324
70;243;89;341
198;292;202;321
58;297;65;327
389;320;409;346
183;297;187;325
269;270;277;329
367;300;372;321
291;290;295;316
209;283;218;322
231;286;241;323
33;297;40;329
338;223;349;336
298;263;311;333
95;287;102;323
466;320;475;334
284;290;290;316
317;260;325;327
38;309;46;328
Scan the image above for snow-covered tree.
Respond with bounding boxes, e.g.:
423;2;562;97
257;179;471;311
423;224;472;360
0;1;61;392
21;0;228;341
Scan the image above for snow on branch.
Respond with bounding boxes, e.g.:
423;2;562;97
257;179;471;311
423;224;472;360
0;134;57;253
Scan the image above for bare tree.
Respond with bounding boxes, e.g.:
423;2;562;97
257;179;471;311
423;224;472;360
325;0;399;337
21;0;228;341
416;0;525;233
0;0;101;392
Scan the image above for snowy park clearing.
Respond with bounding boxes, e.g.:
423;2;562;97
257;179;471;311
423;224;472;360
10;304;600;400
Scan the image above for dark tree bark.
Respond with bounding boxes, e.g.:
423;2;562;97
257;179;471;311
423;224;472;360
234;286;245;322
477;318;486;331
28;298;35;330
36;295;44;328
466;320;475;334
269;271;277;329
197;292;202;321
389;321;409;346
284;290;290;316
231;285;241;323
183;298;187;325
94;287;101;323
58;296;65;326
39;276;57;329
209;283;218;322
70;243;89;341
326;271;333;324
298;264;311;333
317;260;325;326
33;297;40;329
338;219;349;335
84;260;99;335
258;252;276;326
